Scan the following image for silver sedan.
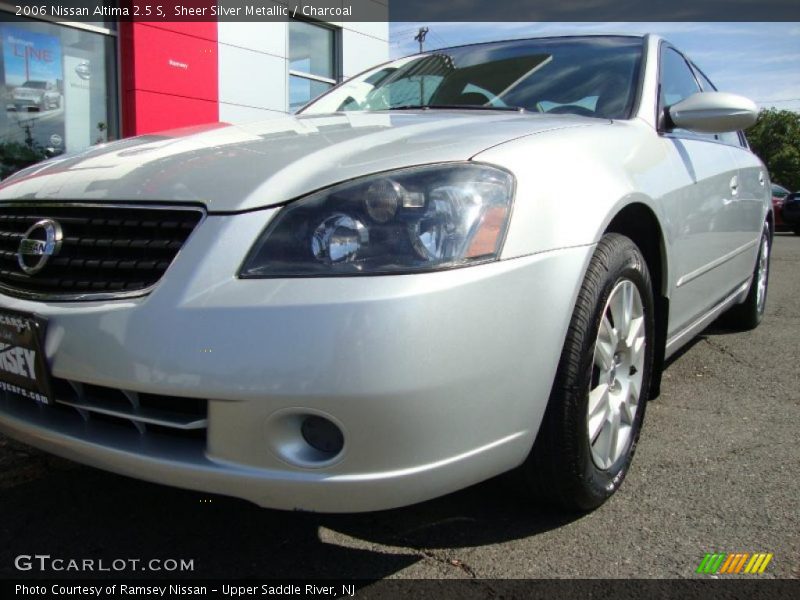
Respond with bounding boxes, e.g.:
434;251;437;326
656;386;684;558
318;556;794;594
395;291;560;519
0;34;770;512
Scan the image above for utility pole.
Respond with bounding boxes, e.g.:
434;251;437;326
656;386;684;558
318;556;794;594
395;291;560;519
414;27;429;53
413;27;430;104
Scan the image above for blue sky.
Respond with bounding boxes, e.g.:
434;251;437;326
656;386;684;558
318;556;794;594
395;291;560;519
389;22;800;112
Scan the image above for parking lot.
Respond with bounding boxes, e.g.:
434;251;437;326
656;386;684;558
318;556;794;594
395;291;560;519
0;234;798;581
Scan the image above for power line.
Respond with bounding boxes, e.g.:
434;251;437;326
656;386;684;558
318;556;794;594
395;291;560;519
754;98;800;104
391;28;419;38
430;31;449;49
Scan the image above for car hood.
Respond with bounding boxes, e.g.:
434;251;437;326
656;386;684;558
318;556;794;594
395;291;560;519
0;111;603;212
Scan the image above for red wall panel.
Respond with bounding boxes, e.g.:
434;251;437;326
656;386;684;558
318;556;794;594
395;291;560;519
142;21;218;42
120;17;219;137
128;90;219;135
128;23;218;101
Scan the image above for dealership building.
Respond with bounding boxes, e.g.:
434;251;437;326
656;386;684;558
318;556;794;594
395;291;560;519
0;3;389;162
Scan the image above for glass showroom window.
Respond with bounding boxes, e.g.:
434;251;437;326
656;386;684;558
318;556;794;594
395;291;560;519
289;20;338;112
0;13;118;179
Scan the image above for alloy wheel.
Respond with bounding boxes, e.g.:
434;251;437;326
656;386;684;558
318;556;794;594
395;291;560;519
587;279;646;470
756;234;769;314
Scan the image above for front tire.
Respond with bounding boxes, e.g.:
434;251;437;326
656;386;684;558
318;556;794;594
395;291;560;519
723;223;770;330
517;233;655;511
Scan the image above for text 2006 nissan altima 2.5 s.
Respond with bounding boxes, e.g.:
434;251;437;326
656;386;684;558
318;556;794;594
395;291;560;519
0;35;770;512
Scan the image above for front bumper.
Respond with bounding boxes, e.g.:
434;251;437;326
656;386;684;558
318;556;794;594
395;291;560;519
10;97;42;108
0;209;591;512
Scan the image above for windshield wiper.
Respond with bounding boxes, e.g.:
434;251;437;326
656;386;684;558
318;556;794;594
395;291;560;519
385;104;526;112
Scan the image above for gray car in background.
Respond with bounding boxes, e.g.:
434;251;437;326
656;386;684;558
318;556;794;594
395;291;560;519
0;34;769;512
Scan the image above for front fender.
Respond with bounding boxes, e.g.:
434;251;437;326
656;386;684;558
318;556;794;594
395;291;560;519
472;119;674;269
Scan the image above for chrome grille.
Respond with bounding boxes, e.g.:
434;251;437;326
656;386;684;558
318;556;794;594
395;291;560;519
0;204;203;300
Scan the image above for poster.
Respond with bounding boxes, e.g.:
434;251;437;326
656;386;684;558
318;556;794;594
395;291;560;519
0;25;66;159
2;26;63;87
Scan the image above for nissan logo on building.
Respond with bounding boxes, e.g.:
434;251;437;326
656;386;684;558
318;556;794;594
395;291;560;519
75;62;91;80
17;219;63;275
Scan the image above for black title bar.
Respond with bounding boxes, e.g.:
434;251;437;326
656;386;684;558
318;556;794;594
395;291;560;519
4;579;800;599
1;0;799;22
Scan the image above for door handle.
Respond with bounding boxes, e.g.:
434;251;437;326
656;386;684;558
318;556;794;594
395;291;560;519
758;171;765;186
730;175;739;197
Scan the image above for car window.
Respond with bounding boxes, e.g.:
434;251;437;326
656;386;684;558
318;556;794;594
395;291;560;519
365;75;443;110
302;36;644;119
537;96;599;113
692;67;715;93
660;48;700;108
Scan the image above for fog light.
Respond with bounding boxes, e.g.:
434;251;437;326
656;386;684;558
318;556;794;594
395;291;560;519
301;416;344;455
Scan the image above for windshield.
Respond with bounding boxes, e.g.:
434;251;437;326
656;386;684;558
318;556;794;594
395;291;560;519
301;36;644;119
21;81;47;89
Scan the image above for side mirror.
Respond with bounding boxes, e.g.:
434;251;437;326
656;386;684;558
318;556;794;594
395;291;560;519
668;92;758;133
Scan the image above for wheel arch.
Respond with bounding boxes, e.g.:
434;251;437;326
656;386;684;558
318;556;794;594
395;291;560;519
603;201;669;400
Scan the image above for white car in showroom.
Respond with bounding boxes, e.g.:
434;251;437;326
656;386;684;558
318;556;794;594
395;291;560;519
10;80;62;111
0;35;770;512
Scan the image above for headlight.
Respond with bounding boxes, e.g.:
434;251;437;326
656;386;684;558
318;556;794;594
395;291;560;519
239;163;515;278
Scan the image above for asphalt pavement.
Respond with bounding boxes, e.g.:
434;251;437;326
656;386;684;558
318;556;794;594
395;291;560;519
0;234;798;580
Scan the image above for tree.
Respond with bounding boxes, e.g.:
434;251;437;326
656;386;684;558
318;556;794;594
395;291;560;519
745;108;800;192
